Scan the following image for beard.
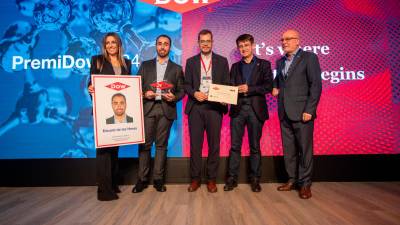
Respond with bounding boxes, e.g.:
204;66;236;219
115;110;125;117
201;48;212;55
157;49;169;58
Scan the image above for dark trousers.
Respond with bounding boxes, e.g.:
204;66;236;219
280;114;314;187
228;104;264;181
188;103;222;181
96;146;119;195
138;103;173;182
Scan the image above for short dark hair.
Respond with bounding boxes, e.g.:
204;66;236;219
236;34;254;46
156;34;171;46
111;93;126;102
198;29;213;41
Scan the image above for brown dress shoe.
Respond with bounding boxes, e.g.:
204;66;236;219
299;186;312;199
207;181;218;193
277;182;295;191
188;180;200;192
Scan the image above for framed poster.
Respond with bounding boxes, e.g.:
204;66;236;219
92;75;145;148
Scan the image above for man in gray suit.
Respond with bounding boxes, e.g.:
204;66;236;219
272;29;322;199
106;93;133;124
132;34;184;193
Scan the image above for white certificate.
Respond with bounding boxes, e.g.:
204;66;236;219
92;75;145;148
207;84;239;105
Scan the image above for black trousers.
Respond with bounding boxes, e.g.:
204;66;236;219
188;103;222;181
138;103;173;182
280;114;314;187
96;146;119;195
228;104;264;181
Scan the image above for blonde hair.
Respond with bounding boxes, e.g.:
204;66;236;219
97;32;128;72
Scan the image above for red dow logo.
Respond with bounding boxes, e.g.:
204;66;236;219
106;82;130;91
140;0;221;13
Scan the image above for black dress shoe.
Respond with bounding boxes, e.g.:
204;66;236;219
97;192;119;201
132;180;149;193
153;179;167;192
251;180;262;192
223;177;238;191
113;185;121;193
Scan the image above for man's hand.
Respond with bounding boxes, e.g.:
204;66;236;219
272;88;279;97
194;91;208;102
302;113;312;122
238;84;248;94
144;90;157;99
88;85;94;95
162;90;176;102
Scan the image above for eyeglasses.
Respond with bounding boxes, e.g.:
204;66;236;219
199;40;212;45
280;37;298;42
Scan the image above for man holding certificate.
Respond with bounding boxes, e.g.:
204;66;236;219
224;34;273;192
132;34;184;193
184;29;230;193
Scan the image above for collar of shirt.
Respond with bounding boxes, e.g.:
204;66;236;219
284;48;300;61
157;57;169;65
200;53;212;63
241;55;257;65
114;115;127;123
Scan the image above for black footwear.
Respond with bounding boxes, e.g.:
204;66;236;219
153;179;167;192
113;185;121;193
223;177;238;191
132;180;149;193
97;192;119;201
250;179;262;192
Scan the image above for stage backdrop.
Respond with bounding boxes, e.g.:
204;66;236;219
0;0;399;159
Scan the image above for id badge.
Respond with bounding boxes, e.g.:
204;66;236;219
200;77;212;94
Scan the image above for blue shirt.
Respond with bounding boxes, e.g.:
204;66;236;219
241;56;257;83
283;48;300;78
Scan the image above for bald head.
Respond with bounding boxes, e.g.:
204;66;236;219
283;29;300;39
281;29;301;56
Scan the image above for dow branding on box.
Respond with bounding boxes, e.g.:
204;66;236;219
140;0;220;13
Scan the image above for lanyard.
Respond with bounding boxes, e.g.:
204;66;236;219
200;56;212;77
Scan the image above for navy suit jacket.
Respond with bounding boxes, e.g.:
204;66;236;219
229;57;273;122
273;49;322;121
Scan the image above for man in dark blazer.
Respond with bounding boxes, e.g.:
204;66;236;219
132;34;184;193
106;93;134;124
184;29;230;193
224;34;273;192
273;29;322;199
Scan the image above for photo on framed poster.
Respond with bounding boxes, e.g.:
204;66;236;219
91;75;145;148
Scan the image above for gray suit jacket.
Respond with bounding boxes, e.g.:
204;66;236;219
139;58;185;120
274;49;322;121
106;115;133;124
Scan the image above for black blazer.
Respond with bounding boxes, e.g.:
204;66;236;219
229;57;273;122
89;55;132;86
184;52;230;115
139;58;184;120
106;115;134;124
273;49;322;121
